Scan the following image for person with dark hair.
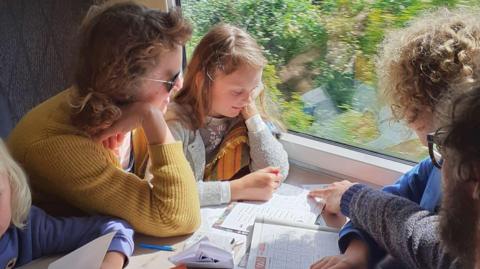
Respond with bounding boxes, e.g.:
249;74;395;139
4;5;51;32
7;1;200;237
309;85;480;268
435;87;480;268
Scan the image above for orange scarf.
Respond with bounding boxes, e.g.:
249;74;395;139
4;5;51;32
204;121;250;181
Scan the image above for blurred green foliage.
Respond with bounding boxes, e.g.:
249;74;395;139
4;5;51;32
183;0;479;161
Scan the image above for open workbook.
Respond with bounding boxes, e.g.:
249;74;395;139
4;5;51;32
247;217;340;269
213;184;326;235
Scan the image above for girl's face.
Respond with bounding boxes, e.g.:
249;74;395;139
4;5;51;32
406;109;434;146
0;174;11;236
136;45;183;112
209;65;263;118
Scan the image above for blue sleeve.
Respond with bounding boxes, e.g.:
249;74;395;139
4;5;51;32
338;221;386;265
28;207;134;264
381;158;434;203
338;158;433;265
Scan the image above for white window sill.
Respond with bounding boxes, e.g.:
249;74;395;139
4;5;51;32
280;133;414;186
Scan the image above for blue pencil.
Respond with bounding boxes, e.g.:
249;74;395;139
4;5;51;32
139;243;176;251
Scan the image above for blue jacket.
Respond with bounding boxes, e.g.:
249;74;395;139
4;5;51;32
338;158;442;265
0;206;134;268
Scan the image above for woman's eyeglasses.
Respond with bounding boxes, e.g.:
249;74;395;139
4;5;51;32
427;129;447;169
142;70;182;92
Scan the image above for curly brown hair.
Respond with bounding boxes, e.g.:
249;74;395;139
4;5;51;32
70;1;192;135
377;8;480;124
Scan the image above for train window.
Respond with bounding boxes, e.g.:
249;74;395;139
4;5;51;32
181;0;479;164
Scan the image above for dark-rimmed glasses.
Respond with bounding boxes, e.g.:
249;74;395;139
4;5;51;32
427;129;447;169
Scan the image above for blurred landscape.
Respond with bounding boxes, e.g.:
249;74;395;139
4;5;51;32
182;0;479;162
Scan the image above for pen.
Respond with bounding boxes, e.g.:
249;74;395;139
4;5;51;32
139;243;176;251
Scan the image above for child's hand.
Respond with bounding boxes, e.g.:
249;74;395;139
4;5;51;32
230;166;282;201
310;239;368;269
241;101;258;120
100;251;125;269
310;254;365;269
241;84;263;120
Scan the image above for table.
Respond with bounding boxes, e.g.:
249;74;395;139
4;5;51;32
19;165;343;269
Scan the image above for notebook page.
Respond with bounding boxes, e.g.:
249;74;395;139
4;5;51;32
247;219;339;269
215;183;322;234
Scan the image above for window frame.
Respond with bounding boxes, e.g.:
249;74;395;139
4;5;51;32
178;0;417;186
280;132;414;186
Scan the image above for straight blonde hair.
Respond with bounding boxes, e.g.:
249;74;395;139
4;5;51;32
174;23;271;129
0;140;31;229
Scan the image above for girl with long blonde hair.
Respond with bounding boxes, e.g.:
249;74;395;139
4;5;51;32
165;24;289;206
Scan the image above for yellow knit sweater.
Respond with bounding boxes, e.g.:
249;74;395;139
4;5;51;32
8;88;200;237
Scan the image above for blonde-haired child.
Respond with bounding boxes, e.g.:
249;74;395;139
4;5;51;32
0;140;134;269
165;23;289;206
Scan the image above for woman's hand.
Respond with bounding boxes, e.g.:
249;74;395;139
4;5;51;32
94;102;175;145
100;251;125;269
230;167;282;201
94;102;150;142
101;133;126;155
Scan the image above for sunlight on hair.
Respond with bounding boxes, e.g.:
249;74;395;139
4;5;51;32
0;140;31;229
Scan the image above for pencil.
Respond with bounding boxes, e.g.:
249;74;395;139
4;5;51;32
138;243;176;251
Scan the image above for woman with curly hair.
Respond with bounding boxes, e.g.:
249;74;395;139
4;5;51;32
309;8;480;268
7;2;200;237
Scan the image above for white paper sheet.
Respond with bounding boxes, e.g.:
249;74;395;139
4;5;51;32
247;218;339;269
188;207;249;268
48;232;115;269
169;237;235;268
185;232;245;253
301;184;329;191
215;184;322;234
